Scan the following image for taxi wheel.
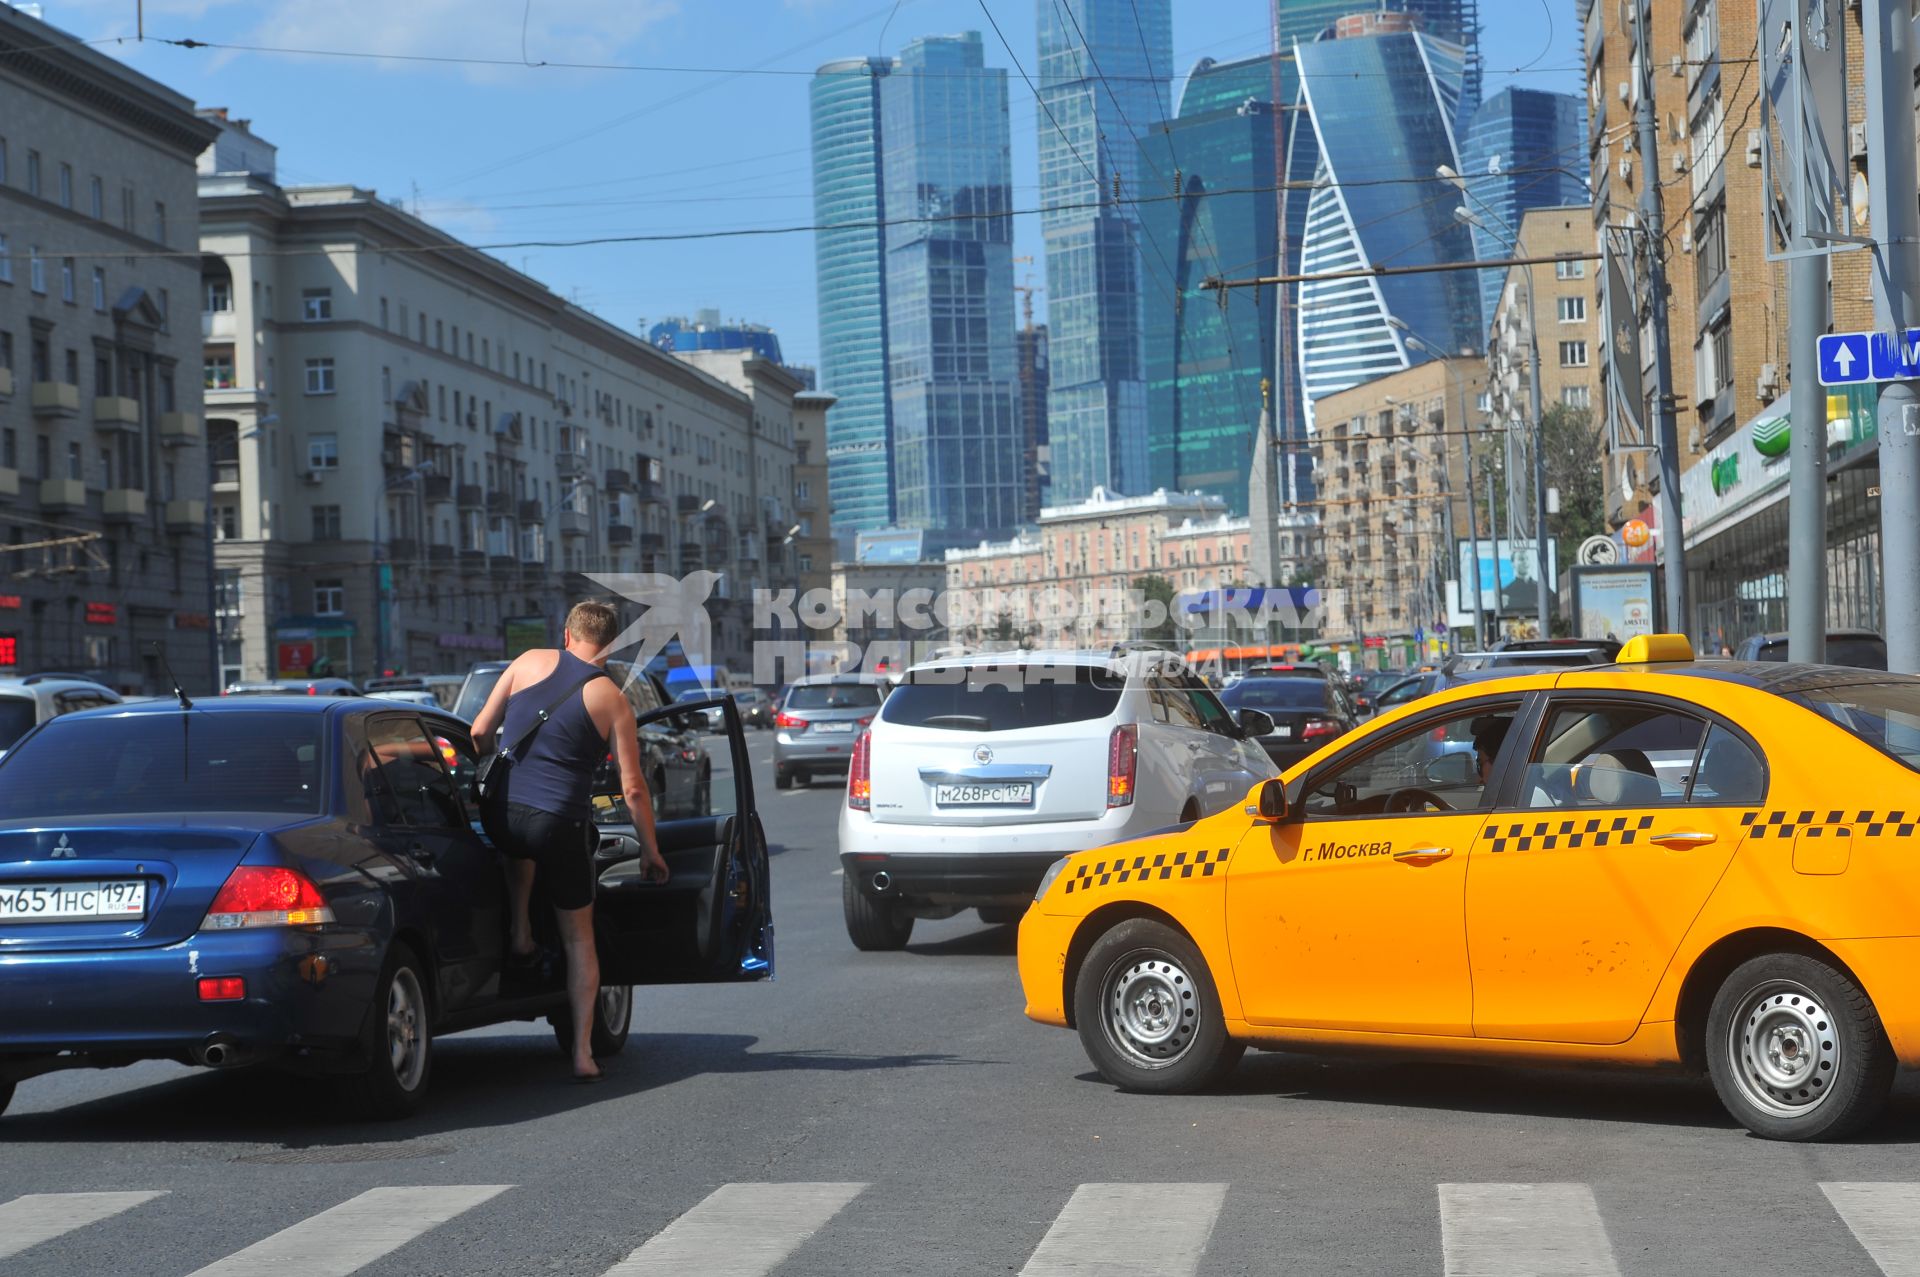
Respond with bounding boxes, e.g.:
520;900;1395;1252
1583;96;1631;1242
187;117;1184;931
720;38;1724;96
550;985;634;1059
342;942;432;1121
1705;952;1895;1141
843;873;913;950
1074;919;1244;1094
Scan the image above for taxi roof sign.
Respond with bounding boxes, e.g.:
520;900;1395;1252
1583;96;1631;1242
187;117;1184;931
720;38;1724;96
1616;633;1695;663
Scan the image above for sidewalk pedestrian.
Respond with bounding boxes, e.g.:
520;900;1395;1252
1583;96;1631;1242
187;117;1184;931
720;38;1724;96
471;600;666;1082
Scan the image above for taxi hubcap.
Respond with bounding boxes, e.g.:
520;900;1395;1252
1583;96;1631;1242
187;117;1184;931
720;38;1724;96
1104;955;1198;1068
386;967;427;1091
1728;980;1839;1119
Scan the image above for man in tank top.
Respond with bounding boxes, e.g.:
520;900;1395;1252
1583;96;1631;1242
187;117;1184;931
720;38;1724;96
471;600;666;1081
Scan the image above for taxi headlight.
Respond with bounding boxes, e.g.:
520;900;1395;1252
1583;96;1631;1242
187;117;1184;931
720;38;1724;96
1034;856;1069;903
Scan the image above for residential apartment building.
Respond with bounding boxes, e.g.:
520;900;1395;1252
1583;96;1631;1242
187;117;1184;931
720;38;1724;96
1486;206;1601;427
0;8;219;691
199;118;796;685
1310;359;1485;648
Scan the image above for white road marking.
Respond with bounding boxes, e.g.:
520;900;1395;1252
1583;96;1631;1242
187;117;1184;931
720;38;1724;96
1822;1182;1920;1276
1439;1183;1620;1276
1020;1182;1227;1276
186;1185;510;1277
0;1191;166;1261
603;1182;865;1277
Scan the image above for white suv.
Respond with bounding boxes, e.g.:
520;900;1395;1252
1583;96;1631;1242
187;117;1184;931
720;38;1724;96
836;650;1277;950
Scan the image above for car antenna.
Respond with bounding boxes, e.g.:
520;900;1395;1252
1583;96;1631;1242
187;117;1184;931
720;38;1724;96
145;640;193;710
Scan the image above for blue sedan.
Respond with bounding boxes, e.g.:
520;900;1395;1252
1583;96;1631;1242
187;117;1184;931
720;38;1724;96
0;692;772;1119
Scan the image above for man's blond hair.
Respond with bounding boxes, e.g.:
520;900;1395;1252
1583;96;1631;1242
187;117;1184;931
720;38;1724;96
565;600;620;652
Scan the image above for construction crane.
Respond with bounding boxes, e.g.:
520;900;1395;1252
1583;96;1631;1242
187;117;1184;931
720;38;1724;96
1011;254;1040;331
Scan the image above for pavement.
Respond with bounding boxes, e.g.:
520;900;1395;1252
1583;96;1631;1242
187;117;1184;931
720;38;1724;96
4;733;1920;1275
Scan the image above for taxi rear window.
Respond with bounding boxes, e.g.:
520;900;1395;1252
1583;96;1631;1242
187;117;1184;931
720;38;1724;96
1788;681;1920;771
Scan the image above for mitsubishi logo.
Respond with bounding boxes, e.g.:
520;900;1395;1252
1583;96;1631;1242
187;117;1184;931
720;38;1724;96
50;834;76;859
973;744;994;765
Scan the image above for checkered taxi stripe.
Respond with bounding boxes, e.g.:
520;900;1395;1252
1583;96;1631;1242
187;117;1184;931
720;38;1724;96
1481;815;1656;853
1062;847;1233;896
1742;810;1916;839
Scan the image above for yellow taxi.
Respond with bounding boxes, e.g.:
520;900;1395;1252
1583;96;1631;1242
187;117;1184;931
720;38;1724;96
1016;635;1920;1141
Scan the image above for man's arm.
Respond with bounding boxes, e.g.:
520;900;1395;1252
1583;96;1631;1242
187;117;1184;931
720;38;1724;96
600;686;667;882
469;658;525;751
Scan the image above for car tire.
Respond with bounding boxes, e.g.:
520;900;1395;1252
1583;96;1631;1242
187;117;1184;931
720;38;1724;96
1705;952;1895;1142
549;984;634;1059
774;767;792;791
796;769;811;788
342;941;433;1121
1073;918;1244;1094
843;873;913;950
977;906;1023;925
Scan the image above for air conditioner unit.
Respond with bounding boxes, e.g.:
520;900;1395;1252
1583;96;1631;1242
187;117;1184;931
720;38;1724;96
1757;363;1781;399
1746;129;1764;169
1850;123;1868;162
1619;157;1633;182
1680;229;1693;252
1617;81;1631;103
1672;152;1688;173
302;469;324;486
1669;54;1683;78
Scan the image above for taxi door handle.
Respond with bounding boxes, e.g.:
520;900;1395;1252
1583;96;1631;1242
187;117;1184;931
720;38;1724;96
1650;830;1717;848
1393;845;1452;865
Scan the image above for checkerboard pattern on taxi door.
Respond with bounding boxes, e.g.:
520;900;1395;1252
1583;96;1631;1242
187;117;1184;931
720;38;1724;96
1062;847;1232;896
1481;815;1656;853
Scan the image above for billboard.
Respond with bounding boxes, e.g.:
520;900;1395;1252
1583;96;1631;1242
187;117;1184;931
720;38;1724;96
1455;538;1560;617
1572;566;1658;642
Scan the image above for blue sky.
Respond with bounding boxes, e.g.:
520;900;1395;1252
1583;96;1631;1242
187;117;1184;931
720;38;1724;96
68;0;1582;370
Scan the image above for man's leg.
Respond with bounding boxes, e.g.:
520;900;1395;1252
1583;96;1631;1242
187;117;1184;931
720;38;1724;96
509;859;538;958
553;902;600;1076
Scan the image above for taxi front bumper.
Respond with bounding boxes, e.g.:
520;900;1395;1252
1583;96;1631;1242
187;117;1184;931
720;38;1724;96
1017;904;1078;1027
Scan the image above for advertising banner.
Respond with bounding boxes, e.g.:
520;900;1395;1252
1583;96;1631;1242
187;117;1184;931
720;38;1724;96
1572;566;1658;641
1455;538;1560;617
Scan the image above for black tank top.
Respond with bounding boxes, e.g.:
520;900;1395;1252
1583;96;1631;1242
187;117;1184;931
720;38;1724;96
498;650;608;821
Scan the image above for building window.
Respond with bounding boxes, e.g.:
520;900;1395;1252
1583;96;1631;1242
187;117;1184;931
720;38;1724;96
312;504;342;541
35;436;49;480
153;202;167;245
91;268;106;312
67;441;81;481
1561;384;1593;409
205;354;236;390
88;175;102;219
378;297;389;329
216;505;238;539
0;333;10;376
59;258;74;304
308;433;338;470
1558;341;1589;368
63;349;77;386
204;277;232;312
57;163;72;209
304;358;336;395
1;429;14;470
0;232;10;284
435;319;444;350
120;185;134;231
302;289;332;321
94;355;112;397
1694;198;1729;296
0;138;7;183
418;313;427;344
1557;295;1586;323
28;248;43;294
313;579;346;616
25;150;39;196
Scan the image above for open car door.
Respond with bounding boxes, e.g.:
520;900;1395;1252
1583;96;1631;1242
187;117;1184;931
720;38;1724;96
591;693;774;984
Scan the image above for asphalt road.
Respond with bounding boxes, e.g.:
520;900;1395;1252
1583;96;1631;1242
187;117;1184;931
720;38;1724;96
4;735;1920;1275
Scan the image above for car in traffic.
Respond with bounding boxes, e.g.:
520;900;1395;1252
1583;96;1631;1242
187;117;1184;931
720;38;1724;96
368;689;442;708
1351;669;1408;717
1734;628;1887;670
225;677;362;697
1016;633;1920;1142
0;691;771;1120
732;687;775;730
774;674;889;790
837;651;1277;950
675;686;726;732
1220;672;1358;768
0;677;121;759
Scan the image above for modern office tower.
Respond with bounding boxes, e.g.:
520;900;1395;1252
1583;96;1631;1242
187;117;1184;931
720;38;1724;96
1288;13;1484;425
809;57;894;535
878;33;1024;546
1016;323;1050;523
1457;88;1588;331
1140;54;1286;514
1270;0;1482;128
1035;0;1171;502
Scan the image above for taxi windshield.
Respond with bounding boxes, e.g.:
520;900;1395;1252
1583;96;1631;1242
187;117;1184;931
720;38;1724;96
1788;681;1920;771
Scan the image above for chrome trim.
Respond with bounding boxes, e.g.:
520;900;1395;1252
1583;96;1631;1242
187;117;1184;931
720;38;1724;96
916;764;1053;784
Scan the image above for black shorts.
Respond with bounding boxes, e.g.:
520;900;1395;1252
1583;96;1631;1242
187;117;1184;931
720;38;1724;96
498;802;597;911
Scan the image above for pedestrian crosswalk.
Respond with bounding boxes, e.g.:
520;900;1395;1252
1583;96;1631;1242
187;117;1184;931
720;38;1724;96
5;1179;1920;1274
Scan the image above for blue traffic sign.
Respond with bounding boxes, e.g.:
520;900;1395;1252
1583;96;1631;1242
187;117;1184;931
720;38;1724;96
1871;329;1920;380
1819;333;1870;385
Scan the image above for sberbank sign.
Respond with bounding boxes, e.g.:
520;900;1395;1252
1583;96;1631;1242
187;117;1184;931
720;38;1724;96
1752;415;1790;457
1711;453;1741;496
1682;383;1881;549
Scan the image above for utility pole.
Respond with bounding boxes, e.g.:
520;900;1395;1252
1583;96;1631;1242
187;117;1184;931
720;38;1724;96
1864;0;1920;673
1633;0;1689;642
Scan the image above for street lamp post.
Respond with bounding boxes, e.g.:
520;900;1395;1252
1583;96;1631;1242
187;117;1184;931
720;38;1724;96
1449;195;1552;639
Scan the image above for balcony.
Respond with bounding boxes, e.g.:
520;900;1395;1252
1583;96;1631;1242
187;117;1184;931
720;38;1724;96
159;412;201;446
604;468;633;494
639;531;665;554
489;554;518;576
211;459;240;492
676;493;702;516
0;469;16;501
428;544;455;566
519;560;547;586
93;397;141;433
457;483;484;510
678;544;705;571
555;451;588;480
387;538;420;562
517;498;543;523
422;474;452;503
635;478;666;507
457;548;488;572
32;381;80;419
201;309;237;341
607;523;634;548
558;509;590;538
104;489;146;522
486;490;512;516
164;498;205;532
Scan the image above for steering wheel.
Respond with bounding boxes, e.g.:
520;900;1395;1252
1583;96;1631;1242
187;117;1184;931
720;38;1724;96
1384;787;1453;813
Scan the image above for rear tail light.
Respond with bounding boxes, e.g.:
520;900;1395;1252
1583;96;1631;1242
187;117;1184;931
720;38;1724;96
1107;723;1138;807
198;976;246;1002
775;711;805;729
202;866;334;930
1304;718;1342;741
847;730;872;811
856;715;873;726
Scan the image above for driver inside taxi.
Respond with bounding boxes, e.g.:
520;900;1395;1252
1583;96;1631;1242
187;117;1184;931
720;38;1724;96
1473;714;1513;785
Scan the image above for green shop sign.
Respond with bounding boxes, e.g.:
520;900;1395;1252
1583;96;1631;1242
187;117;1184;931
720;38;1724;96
1711;452;1741;496
1751;415;1790;457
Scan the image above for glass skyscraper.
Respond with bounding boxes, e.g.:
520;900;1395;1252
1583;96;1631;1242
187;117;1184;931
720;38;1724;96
810;57;895;534
1140;54;1286;514
879;33;1023;546
1289;16;1484;425
1035;0;1171;502
1269;0;1482;130
1458;87;1588;330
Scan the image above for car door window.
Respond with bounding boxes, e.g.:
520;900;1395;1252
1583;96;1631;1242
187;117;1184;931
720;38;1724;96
1179;676;1240;736
1376;677;1424;709
363;715;463;828
1520;704;1705;809
1156;678;1203;729
1302;703;1520;818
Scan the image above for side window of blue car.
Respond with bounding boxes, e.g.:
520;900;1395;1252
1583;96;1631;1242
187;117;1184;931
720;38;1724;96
360;715;462;829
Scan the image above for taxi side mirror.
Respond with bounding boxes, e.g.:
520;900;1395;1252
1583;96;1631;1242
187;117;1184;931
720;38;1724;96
1247;778;1290;823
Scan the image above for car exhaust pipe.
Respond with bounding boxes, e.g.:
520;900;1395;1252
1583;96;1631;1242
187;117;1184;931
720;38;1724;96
197;1035;241;1068
871;870;891;892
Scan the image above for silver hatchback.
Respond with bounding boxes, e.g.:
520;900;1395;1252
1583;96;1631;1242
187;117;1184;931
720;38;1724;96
773;675;888;789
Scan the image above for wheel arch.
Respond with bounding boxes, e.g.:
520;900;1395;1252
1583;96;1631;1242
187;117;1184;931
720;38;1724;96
1062;901;1200;1030
1672;927;1864;1072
